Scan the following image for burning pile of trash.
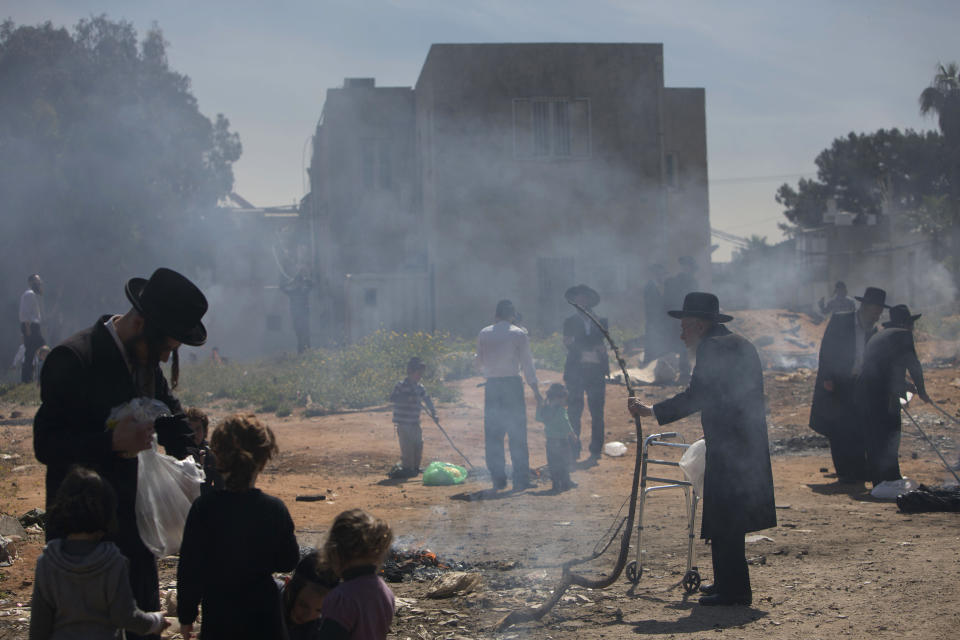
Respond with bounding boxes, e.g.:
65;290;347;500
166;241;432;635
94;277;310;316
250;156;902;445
382;547;472;583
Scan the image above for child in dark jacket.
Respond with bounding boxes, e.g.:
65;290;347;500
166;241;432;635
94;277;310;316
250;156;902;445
317;509;395;640
177;414;300;640
29;467;168;640
184;407;224;495
536;383;578;492
281;551;341;640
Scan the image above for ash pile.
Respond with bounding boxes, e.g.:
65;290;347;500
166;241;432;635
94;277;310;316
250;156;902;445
382;547;471;583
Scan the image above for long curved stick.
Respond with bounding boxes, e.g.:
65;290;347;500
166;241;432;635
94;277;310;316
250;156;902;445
902;406;960;485
496;300;644;630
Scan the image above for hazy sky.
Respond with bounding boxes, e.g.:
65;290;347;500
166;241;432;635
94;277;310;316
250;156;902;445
7;0;958;260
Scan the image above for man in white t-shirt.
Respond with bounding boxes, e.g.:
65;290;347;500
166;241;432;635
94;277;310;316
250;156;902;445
19;274;44;383
476;300;542;491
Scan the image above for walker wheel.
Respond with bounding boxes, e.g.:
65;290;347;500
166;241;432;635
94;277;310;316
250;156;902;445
681;569;701;594
625;561;641;584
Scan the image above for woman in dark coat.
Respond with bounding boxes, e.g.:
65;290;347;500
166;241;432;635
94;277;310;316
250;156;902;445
630;292;776;606
855;304;930;485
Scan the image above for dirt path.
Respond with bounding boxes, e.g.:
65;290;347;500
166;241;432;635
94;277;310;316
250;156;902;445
2;367;960;639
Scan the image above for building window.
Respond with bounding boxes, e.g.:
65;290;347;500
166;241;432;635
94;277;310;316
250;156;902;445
364;288;377;306
665;153;679;188
514;98;590;158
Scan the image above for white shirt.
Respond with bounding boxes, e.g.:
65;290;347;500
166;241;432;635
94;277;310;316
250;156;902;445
476;321;538;385
104;315;134;375
19;289;41;324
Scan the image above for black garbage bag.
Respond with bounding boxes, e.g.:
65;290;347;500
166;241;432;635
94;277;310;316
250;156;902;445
896;484;960;513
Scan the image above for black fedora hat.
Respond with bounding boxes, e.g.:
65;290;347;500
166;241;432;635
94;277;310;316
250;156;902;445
668;292;733;323
564;284;600;308
854;286;890;308
125;268;208;346
882;304;922;328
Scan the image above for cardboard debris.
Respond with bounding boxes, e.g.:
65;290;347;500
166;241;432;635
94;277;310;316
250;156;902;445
425;571;483;599
745;534;775;544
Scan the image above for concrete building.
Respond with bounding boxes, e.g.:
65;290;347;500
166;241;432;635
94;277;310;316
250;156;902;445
306;43;711;339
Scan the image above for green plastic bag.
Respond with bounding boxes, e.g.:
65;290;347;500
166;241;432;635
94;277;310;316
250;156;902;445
422;461;468;486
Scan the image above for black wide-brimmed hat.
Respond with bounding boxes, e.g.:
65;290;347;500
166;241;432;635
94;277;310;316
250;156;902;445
406;356;426;371
854;286;890;308
882;304;922;328
668;292;733;323
125;268;208;346
564;284;600;308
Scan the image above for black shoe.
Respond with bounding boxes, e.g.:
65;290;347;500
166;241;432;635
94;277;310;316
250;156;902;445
698;594;751;606
566;480;578;489
493;478;508;490
513;479;536;491
699;582;718;595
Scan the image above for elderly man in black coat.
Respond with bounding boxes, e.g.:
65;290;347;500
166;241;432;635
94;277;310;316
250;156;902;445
33;268;206;640
563;285;609;463
809;286;888;482
856;304;930;485
629;292;776;606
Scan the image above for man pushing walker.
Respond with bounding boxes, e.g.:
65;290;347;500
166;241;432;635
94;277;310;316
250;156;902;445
629;292;776;606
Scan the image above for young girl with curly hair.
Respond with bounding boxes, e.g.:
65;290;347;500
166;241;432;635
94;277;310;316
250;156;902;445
281;550;340;640
317;509;395;640
176;414;299;640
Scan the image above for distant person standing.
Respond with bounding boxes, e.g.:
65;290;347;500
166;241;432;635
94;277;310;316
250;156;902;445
562;285;609;463
19;273;45;383
856;304;930;485
665;257;699;382
809;286;888;482
818;281;856;316
642;264;670;364
476;300;541;491
388;357;436;478
282;269;313;354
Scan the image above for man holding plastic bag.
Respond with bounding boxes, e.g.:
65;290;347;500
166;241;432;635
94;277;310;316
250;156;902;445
34;268;208;640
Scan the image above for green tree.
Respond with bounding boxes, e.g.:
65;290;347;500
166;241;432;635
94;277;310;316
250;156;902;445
0;16;241;345
775;129;947;230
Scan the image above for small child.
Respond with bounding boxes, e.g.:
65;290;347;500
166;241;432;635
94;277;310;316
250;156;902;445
317;509;395;640
177;414;300;640
184;407;224;495
29;467;169;639
282;551;340;640
388;357;436;478
536;383;578;492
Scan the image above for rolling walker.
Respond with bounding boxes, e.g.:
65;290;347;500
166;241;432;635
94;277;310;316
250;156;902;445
624;432;702;594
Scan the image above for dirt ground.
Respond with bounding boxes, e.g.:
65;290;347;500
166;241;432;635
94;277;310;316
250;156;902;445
2;360;960;639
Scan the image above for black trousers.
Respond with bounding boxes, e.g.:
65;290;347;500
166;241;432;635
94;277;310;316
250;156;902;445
865;417;902;484
710;530;751;599
21;322;44;383
828;423;867;481
565;364;606;458
484;376;529;487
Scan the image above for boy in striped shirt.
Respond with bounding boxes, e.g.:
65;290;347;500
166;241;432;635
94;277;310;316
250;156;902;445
389;357;436;478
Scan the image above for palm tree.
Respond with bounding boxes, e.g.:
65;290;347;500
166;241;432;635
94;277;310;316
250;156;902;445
920;63;960;140
919;62;960;285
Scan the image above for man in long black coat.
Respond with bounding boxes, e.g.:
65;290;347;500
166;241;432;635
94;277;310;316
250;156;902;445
856;304;930;485
809;286;887;482
563;285;609;462
33;268;206;640
629;292;776;606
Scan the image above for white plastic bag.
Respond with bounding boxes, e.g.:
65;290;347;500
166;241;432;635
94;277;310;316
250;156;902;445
603;441;628;457
679;438;706;498
136;434;205;557
106;397;171;429
870;477;918;501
